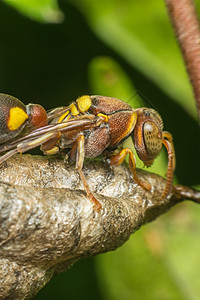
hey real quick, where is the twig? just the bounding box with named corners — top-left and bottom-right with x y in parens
top-left (0, 155), bottom-right (199, 299)
top-left (174, 184), bottom-right (200, 203)
top-left (165, 0), bottom-right (200, 121)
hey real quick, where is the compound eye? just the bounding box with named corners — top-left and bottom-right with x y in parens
top-left (143, 121), bottom-right (162, 158)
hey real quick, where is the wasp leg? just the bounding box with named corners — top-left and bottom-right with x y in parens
top-left (106, 148), bottom-right (151, 191)
top-left (0, 132), bottom-right (59, 164)
top-left (71, 134), bottom-right (102, 211)
top-left (40, 133), bottom-right (60, 155)
top-left (162, 131), bottom-right (176, 171)
top-left (0, 148), bottom-right (19, 164)
top-left (162, 131), bottom-right (176, 199)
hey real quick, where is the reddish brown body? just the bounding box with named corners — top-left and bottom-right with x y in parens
top-left (0, 94), bottom-right (175, 210)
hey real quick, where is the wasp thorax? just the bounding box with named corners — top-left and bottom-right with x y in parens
top-left (143, 121), bottom-right (162, 157)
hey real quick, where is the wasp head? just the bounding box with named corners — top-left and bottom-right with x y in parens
top-left (133, 108), bottom-right (164, 167)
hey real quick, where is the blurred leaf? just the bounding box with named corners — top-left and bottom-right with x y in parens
top-left (166, 203), bottom-right (200, 300)
top-left (95, 202), bottom-right (200, 300)
top-left (3, 0), bottom-right (64, 23)
top-left (89, 56), bottom-right (138, 103)
top-left (95, 226), bottom-right (185, 300)
top-left (69, 0), bottom-right (197, 119)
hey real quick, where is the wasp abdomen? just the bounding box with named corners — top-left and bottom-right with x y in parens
top-left (0, 93), bottom-right (47, 144)
top-left (0, 93), bottom-right (28, 143)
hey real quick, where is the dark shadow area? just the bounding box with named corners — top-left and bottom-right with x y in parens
top-left (0, 0), bottom-right (115, 107)
top-left (34, 258), bottom-right (103, 300)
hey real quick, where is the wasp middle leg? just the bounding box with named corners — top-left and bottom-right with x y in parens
top-left (68, 134), bottom-right (102, 211)
top-left (105, 148), bottom-right (151, 191)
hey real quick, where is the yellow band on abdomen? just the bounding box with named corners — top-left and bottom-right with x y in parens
top-left (8, 107), bottom-right (28, 131)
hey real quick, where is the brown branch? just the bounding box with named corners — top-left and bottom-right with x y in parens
top-left (165, 0), bottom-right (200, 121)
top-left (0, 155), bottom-right (199, 299)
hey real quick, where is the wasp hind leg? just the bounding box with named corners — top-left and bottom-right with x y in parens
top-left (105, 148), bottom-right (151, 191)
top-left (0, 132), bottom-right (60, 165)
top-left (69, 134), bottom-right (102, 211)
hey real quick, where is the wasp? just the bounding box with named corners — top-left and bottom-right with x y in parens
top-left (0, 93), bottom-right (175, 210)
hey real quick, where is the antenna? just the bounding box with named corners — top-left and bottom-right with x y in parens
top-left (137, 90), bottom-right (158, 110)
top-left (126, 90), bottom-right (157, 110)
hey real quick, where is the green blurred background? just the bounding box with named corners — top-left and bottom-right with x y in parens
top-left (1, 0), bottom-right (200, 299)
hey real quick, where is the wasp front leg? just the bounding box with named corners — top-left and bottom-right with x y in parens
top-left (69, 134), bottom-right (102, 211)
top-left (105, 148), bottom-right (151, 191)
top-left (162, 131), bottom-right (176, 199)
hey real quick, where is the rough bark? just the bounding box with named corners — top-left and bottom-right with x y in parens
top-left (0, 155), bottom-right (199, 299)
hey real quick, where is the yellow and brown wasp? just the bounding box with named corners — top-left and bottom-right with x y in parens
top-left (0, 93), bottom-right (175, 210)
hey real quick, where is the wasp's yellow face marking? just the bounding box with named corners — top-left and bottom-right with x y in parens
top-left (69, 103), bottom-right (79, 116)
top-left (8, 107), bottom-right (28, 131)
top-left (76, 95), bottom-right (92, 113)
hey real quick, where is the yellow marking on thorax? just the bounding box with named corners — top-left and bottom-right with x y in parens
top-left (8, 107), bottom-right (28, 131)
top-left (114, 111), bottom-right (137, 144)
top-left (76, 95), bottom-right (92, 112)
top-left (97, 113), bottom-right (108, 122)
top-left (69, 103), bottom-right (79, 116)
top-left (58, 110), bottom-right (70, 123)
